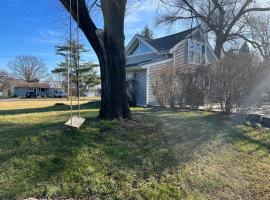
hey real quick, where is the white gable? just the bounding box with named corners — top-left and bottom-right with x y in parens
top-left (125, 35), bottom-right (157, 56)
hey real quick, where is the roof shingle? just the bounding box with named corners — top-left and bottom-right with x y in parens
top-left (142, 27), bottom-right (197, 51)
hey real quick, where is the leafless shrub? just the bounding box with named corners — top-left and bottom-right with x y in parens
top-left (176, 66), bottom-right (207, 110)
top-left (152, 64), bottom-right (207, 109)
top-left (152, 65), bottom-right (179, 108)
top-left (151, 51), bottom-right (269, 114)
top-left (209, 51), bottom-right (258, 113)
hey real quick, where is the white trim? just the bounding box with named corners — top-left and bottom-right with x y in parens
top-left (146, 67), bottom-right (149, 105)
top-left (125, 35), bottom-right (158, 55)
top-left (197, 29), bottom-right (218, 61)
top-left (125, 35), bottom-right (139, 51)
top-left (140, 58), bottom-right (173, 68)
top-left (126, 58), bottom-right (173, 71)
top-left (187, 39), bottom-right (206, 65)
top-left (127, 51), bottom-right (156, 58)
top-left (126, 65), bottom-right (145, 71)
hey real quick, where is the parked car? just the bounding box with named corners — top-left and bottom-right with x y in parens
top-left (54, 91), bottom-right (67, 98)
top-left (25, 92), bottom-right (37, 98)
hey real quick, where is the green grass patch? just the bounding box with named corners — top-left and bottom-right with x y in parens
top-left (0, 102), bottom-right (269, 199)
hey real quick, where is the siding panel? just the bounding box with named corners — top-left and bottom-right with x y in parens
top-left (147, 60), bottom-right (174, 105)
top-left (135, 70), bottom-right (147, 106)
top-left (174, 41), bottom-right (187, 66)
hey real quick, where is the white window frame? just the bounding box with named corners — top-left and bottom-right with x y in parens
top-left (187, 39), bottom-right (206, 65)
top-left (129, 42), bottom-right (140, 56)
top-left (128, 40), bottom-right (153, 57)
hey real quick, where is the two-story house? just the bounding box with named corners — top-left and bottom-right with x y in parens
top-left (125, 27), bottom-right (218, 106)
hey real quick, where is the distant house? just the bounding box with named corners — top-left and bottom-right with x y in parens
top-left (85, 84), bottom-right (101, 97)
top-left (4, 79), bottom-right (63, 97)
top-left (125, 27), bottom-right (218, 106)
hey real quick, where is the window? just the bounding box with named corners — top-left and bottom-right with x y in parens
top-left (129, 40), bottom-right (152, 56)
top-left (129, 43), bottom-right (140, 56)
top-left (140, 42), bottom-right (152, 53)
top-left (188, 40), bottom-right (205, 64)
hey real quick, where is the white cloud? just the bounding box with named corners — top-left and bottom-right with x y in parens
top-left (124, 0), bottom-right (164, 41)
top-left (29, 30), bottom-right (64, 45)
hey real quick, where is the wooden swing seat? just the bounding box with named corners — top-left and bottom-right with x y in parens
top-left (65, 116), bottom-right (85, 129)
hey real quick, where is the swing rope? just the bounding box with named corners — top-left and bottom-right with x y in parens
top-left (68, 0), bottom-right (73, 124)
top-left (66, 0), bottom-right (84, 128)
top-left (76, 0), bottom-right (81, 118)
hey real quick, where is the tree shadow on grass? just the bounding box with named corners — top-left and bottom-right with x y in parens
top-left (0, 110), bottom-right (183, 198)
top-left (1, 108), bottom-right (268, 199)
top-left (0, 115), bottom-right (101, 198)
top-left (0, 101), bottom-right (100, 115)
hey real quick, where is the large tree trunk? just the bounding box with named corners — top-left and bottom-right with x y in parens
top-left (99, 0), bottom-right (130, 119)
top-left (60, 0), bottom-right (131, 120)
top-left (214, 32), bottom-right (224, 59)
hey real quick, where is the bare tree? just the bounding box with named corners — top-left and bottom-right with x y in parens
top-left (59, 0), bottom-right (131, 120)
top-left (244, 14), bottom-right (270, 60)
top-left (0, 70), bottom-right (9, 94)
top-left (9, 55), bottom-right (48, 82)
top-left (157, 0), bottom-right (270, 58)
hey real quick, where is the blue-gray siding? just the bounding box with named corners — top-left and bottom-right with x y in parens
top-left (147, 60), bottom-right (174, 105)
top-left (134, 69), bottom-right (147, 106)
top-left (127, 69), bottom-right (147, 106)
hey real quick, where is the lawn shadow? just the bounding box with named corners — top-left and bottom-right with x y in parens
top-left (0, 101), bottom-right (100, 115)
top-left (1, 107), bottom-right (268, 199)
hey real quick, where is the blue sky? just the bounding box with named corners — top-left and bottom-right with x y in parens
top-left (0, 0), bottom-right (184, 73)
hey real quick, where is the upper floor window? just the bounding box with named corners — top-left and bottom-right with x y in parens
top-left (129, 43), bottom-right (140, 56)
top-left (188, 40), bottom-right (206, 64)
top-left (128, 41), bottom-right (152, 56)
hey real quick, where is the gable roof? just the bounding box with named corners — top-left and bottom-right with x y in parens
top-left (125, 27), bottom-right (198, 54)
top-left (145, 27), bottom-right (197, 51)
top-left (8, 79), bottom-right (50, 88)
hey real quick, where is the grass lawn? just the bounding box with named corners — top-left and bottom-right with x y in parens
top-left (0, 101), bottom-right (269, 199)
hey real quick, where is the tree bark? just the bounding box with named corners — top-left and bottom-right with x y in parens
top-left (60, 0), bottom-right (131, 120)
top-left (99, 0), bottom-right (131, 119)
top-left (214, 37), bottom-right (223, 59)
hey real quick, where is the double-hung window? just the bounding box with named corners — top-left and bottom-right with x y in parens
top-left (188, 39), bottom-right (206, 64)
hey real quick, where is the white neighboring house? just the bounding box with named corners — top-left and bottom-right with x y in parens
top-left (85, 84), bottom-right (101, 97)
top-left (125, 27), bottom-right (218, 106)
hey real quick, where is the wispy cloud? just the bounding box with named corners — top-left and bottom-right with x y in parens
top-left (29, 30), bottom-right (64, 45)
top-left (124, 0), bottom-right (177, 42)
